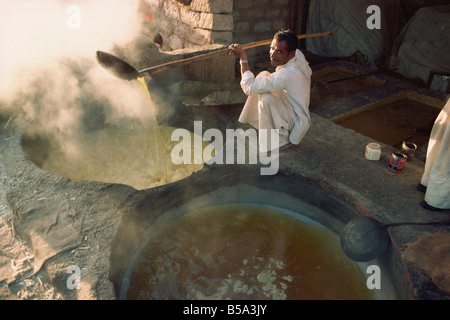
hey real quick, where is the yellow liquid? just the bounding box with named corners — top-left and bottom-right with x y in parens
top-left (41, 125), bottom-right (210, 190)
top-left (125, 204), bottom-right (375, 300)
top-left (40, 77), bottom-right (212, 190)
top-left (137, 77), bottom-right (168, 183)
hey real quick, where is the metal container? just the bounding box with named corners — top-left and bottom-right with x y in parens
top-left (401, 141), bottom-right (417, 161)
top-left (429, 71), bottom-right (450, 93)
top-left (388, 152), bottom-right (407, 173)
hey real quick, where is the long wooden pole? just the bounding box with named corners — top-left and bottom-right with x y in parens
top-left (138, 31), bottom-right (335, 77)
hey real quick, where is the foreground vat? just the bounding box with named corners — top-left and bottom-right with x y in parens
top-left (110, 165), bottom-right (408, 300)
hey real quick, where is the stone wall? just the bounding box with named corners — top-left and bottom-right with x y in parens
top-left (148, 0), bottom-right (234, 50)
top-left (232, 0), bottom-right (293, 62)
top-left (142, 0), bottom-right (235, 83)
top-left (143, 0), bottom-right (310, 82)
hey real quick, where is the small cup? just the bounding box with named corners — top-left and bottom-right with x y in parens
top-left (365, 143), bottom-right (381, 161)
top-left (401, 141), bottom-right (417, 161)
top-left (388, 152), bottom-right (407, 173)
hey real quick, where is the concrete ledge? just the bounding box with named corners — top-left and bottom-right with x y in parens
top-left (1, 103), bottom-right (449, 299)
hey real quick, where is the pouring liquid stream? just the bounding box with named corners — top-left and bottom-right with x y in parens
top-left (137, 77), bottom-right (169, 184)
top-left (36, 70), bottom-right (211, 190)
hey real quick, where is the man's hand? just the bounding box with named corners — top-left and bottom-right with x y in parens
top-left (228, 43), bottom-right (247, 60)
top-left (228, 43), bottom-right (249, 75)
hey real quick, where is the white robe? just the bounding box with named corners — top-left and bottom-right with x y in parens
top-left (238, 49), bottom-right (312, 151)
top-left (420, 98), bottom-right (450, 209)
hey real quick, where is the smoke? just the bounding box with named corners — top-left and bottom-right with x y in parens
top-left (0, 0), bottom-right (165, 156)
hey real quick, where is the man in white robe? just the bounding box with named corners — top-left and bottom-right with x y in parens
top-left (228, 30), bottom-right (312, 152)
top-left (419, 97), bottom-right (450, 211)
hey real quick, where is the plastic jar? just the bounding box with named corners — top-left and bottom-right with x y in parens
top-left (365, 143), bottom-right (381, 161)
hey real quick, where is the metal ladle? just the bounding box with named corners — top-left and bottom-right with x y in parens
top-left (96, 32), bottom-right (335, 80)
top-left (340, 216), bottom-right (450, 262)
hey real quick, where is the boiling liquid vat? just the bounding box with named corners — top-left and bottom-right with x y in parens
top-left (41, 125), bottom-right (211, 190)
top-left (124, 204), bottom-right (375, 300)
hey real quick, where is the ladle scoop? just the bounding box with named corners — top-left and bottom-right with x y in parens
top-left (340, 216), bottom-right (450, 262)
top-left (96, 32), bottom-right (335, 80)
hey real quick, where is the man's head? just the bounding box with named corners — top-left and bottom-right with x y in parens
top-left (270, 29), bottom-right (298, 67)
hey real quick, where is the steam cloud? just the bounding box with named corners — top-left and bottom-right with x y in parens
top-left (0, 0), bottom-right (162, 154)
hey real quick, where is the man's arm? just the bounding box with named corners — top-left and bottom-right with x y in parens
top-left (228, 43), bottom-right (287, 96)
top-left (228, 44), bottom-right (249, 75)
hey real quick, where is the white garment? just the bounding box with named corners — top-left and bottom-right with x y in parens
top-left (238, 49), bottom-right (312, 151)
top-left (420, 98), bottom-right (450, 209)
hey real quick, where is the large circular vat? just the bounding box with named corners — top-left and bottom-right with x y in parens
top-left (20, 94), bottom-right (229, 190)
top-left (110, 165), bottom-right (410, 300)
top-left (121, 203), bottom-right (377, 300)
